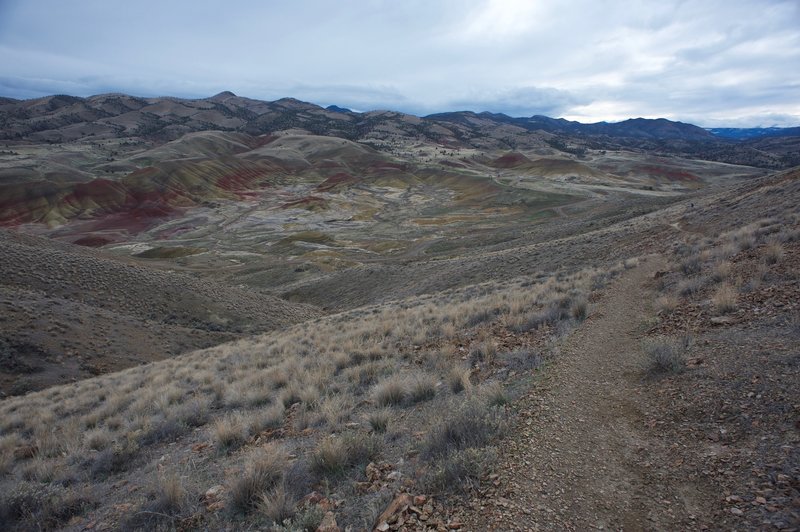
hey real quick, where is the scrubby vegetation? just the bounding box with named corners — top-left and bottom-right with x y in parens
top-left (0, 258), bottom-right (623, 529)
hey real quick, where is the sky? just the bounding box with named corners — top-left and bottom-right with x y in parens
top-left (0, 0), bottom-right (798, 127)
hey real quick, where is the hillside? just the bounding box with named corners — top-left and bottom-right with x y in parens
top-left (0, 230), bottom-right (320, 396)
top-left (0, 92), bottom-right (798, 531)
top-left (0, 151), bottom-right (797, 529)
top-left (1, 92), bottom-right (796, 168)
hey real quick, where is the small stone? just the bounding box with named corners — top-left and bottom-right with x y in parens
top-left (710, 316), bottom-right (733, 325)
top-left (375, 494), bottom-right (412, 530)
top-left (205, 485), bottom-right (223, 497)
top-left (316, 511), bottom-right (340, 532)
top-left (730, 508), bottom-right (744, 516)
top-left (366, 462), bottom-right (381, 482)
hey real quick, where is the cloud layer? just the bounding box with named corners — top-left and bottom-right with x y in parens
top-left (0, 0), bottom-right (798, 126)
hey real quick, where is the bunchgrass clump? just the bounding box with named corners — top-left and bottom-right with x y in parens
top-left (643, 336), bottom-right (690, 375)
top-left (310, 433), bottom-right (380, 479)
top-left (764, 242), bottom-right (784, 265)
top-left (423, 397), bottom-right (505, 459)
top-left (408, 375), bottom-right (437, 404)
top-left (367, 410), bottom-right (390, 434)
top-left (712, 283), bottom-right (738, 314)
top-left (213, 413), bottom-right (246, 453)
top-left (228, 445), bottom-right (287, 515)
top-left (372, 377), bottom-right (406, 407)
top-left (422, 446), bottom-right (497, 495)
top-left (446, 367), bottom-right (471, 394)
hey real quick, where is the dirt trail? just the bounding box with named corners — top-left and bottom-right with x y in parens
top-left (456, 256), bottom-right (713, 531)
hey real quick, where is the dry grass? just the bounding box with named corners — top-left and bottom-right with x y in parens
top-left (213, 413), bottom-right (246, 452)
top-left (712, 283), bottom-right (738, 314)
top-left (447, 366), bottom-right (472, 394)
top-left (0, 261), bottom-right (617, 529)
top-left (310, 433), bottom-right (380, 479)
top-left (372, 376), bottom-right (407, 407)
top-left (228, 445), bottom-right (287, 515)
top-left (711, 260), bottom-right (732, 283)
top-left (764, 242), bottom-right (784, 265)
top-left (423, 396), bottom-right (505, 459)
top-left (655, 294), bottom-right (679, 315)
top-left (643, 336), bottom-right (690, 375)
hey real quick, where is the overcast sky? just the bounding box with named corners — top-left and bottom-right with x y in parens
top-left (0, 0), bottom-right (798, 126)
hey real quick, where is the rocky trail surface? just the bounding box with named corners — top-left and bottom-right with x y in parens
top-left (450, 256), bottom-right (716, 531)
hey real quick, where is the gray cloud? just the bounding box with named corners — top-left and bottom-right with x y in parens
top-left (0, 0), bottom-right (798, 127)
top-left (445, 87), bottom-right (591, 118)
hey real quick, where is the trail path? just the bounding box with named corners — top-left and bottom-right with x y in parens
top-left (455, 256), bottom-right (711, 531)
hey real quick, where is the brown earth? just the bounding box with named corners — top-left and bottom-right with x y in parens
top-left (444, 256), bottom-right (712, 530)
top-left (442, 246), bottom-right (798, 531)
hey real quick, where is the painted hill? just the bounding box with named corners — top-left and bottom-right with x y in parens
top-left (0, 132), bottom-right (400, 230)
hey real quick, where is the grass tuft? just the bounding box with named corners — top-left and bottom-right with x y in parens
top-left (367, 409), bottom-right (390, 433)
top-left (764, 242), bottom-right (784, 265)
top-left (228, 445), bottom-right (287, 515)
top-left (372, 377), bottom-right (406, 407)
top-left (712, 283), bottom-right (738, 314)
top-left (423, 397), bottom-right (505, 459)
top-left (643, 336), bottom-right (690, 375)
top-left (213, 413), bottom-right (246, 453)
top-left (310, 433), bottom-right (380, 479)
top-left (447, 367), bottom-right (471, 394)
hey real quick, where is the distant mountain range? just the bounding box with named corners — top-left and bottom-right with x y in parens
top-left (0, 91), bottom-right (798, 168)
top-left (707, 127), bottom-right (800, 140)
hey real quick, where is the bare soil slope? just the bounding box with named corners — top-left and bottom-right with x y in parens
top-left (0, 230), bottom-right (320, 395)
